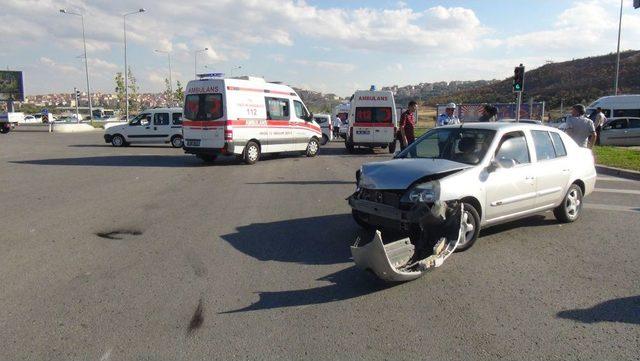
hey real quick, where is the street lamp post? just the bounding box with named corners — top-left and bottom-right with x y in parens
top-left (155, 49), bottom-right (172, 105)
top-left (614, 0), bottom-right (623, 95)
top-left (123, 8), bottom-right (146, 121)
top-left (194, 48), bottom-right (208, 77)
top-left (59, 9), bottom-right (93, 122)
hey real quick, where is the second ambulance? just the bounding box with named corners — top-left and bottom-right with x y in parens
top-left (182, 74), bottom-right (322, 164)
top-left (345, 90), bottom-right (398, 153)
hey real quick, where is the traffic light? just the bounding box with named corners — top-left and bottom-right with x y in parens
top-left (513, 65), bottom-right (525, 92)
top-left (75, 88), bottom-right (80, 99)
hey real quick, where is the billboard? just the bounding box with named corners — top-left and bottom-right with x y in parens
top-left (0, 71), bottom-right (24, 102)
top-left (437, 102), bottom-right (546, 121)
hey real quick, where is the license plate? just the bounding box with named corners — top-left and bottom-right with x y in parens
top-left (186, 139), bottom-right (201, 147)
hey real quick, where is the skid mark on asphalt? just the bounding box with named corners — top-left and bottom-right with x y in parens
top-left (187, 298), bottom-right (204, 334)
top-left (95, 230), bottom-right (143, 240)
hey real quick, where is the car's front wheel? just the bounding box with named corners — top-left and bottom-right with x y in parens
top-left (111, 134), bottom-right (126, 147)
top-left (455, 202), bottom-right (481, 252)
top-left (170, 135), bottom-right (183, 148)
top-left (554, 184), bottom-right (583, 223)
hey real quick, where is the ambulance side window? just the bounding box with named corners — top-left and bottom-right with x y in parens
top-left (294, 100), bottom-right (310, 121)
top-left (265, 97), bottom-right (290, 120)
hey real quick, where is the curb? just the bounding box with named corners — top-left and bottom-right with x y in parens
top-left (596, 164), bottom-right (640, 181)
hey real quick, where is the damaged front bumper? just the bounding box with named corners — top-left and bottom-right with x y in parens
top-left (350, 201), bottom-right (466, 282)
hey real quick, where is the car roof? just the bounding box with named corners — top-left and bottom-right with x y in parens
top-left (437, 122), bottom-right (559, 132)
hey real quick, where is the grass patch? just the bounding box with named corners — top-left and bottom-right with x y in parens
top-left (594, 146), bottom-right (640, 172)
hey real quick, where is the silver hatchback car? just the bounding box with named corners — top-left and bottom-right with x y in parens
top-left (349, 122), bottom-right (597, 252)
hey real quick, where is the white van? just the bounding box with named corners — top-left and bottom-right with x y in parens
top-left (104, 107), bottom-right (184, 147)
top-left (332, 102), bottom-right (350, 139)
top-left (313, 114), bottom-right (333, 145)
top-left (182, 74), bottom-right (322, 164)
top-left (586, 95), bottom-right (640, 119)
top-left (345, 90), bottom-right (397, 153)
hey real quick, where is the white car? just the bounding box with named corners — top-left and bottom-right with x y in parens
top-left (599, 117), bottom-right (640, 146)
top-left (313, 114), bottom-right (333, 145)
top-left (349, 122), bottom-right (596, 281)
top-left (104, 107), bottom-right (184, 148)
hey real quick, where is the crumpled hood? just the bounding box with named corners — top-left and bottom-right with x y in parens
top-left (360, 158), bottom-right (471, 190)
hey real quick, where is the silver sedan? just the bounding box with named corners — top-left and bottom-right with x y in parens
top-left (348, 122), bottom-right (596, 280)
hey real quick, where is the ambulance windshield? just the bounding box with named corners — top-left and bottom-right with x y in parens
top-left (355, 107), bottom-right (392, 123)
top-left (184, 93), bottom-right (223, 121)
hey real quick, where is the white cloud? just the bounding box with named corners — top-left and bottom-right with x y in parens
top-left (39, 57), bottom-right (80, 74)
top-left (294, 60), bottom-right (356, 72)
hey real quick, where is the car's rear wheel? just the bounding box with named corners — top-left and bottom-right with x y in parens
top-left (345, 138), bottom-right (355, 153)
top-left (321, 134), bottom-right (329, 145)
top-left (170, 135), bottom-right (183, 148)
top-left (455, 203), bottom-right (481, 252)
top-left (554, 184), bottom-right (583, 223)
top-left (388, 140), bottom-right (396, 154)
top-left (111, 134), bottom-right (126, 147)
top-left (0, 125), bottom-right (10, 134)
top-left (243, 141), bottom-right (260, 164)
top-left (306, 138), bottom-right (319, 157)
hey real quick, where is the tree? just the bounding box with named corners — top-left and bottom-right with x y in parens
top-left (114, 72), bottom-right (125, 114)
top-left (174, 80), bottom-right (184, 105)
top-left (163, 78), bottom-right (173, 106)
top-left (127, 67), bottom-right (140, 112)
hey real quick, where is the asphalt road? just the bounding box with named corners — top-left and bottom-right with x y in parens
top-left (1, 130), bottom-right (638, 360)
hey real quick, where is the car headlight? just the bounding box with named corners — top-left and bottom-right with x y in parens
top-left (406, 181), bottom-right (440, 203)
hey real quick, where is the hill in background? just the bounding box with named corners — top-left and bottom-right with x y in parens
top-left (428, 50), bottom-right (640, 108)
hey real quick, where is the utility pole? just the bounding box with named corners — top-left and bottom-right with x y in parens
top-left (614, 0), bottom-right (623, 95)
top-left (123, 8), bottom-right (146, 121)
top-left (74, 87), bottom-right (80, 122)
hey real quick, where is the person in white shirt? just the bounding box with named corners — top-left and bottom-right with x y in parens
top-left (437, 103), bottom-right (460, 126)
top-left (332, 116), bottom-right (342, 137)
top-left (594, 107), bottom-right (607, 145)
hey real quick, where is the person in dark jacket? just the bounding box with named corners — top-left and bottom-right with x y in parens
top-left (478, 104), bottom-right (497, 122)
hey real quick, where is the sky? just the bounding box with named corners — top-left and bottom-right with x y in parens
top-left (1, 0), bottom-right (639, 96)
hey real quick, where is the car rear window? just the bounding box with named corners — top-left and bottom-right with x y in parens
top-left (184, 94), bottom-right (223, 121)
top-left (531, 130), bottom-right (557, 161)
top-left (549, 132), bottom-right (567, 157)
top-left (355, 107), bottom-right (392, 123)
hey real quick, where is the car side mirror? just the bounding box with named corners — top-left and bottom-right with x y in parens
top-left (306, 113), bottom-right (314, 122)
top-left (486, 160), bottom-right (500, 173)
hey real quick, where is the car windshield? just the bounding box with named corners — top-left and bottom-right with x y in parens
top-left (397, 127), bottom-right (496, 165)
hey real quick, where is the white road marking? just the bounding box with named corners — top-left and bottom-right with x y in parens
top-left (597, 176), bottom-right (636, 183)
top-left (584, 203), bottom-right (640, 213)
top-left (594, 188), bottom-right (640, 195)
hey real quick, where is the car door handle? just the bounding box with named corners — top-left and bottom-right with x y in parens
top-left (145, 126), bottom-right (150, 129)
top-left (525, 176), bottom-right (535, 180)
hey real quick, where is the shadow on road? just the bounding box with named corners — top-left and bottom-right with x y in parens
top-left (11, 155), bottom-right (213, 168)
top-left (68, 144), bottom-right (169, 149)
top-left (480, 215), bottom-right (559, 237)
top-left (246, 180), bottom-right (354, 185)
top-left (320, 146), bottom-right (392, 157)
top-left (221, 214), bottom-right (357, 265)
top-left (556, 295), bottom-right (640, 325)
top-left (221, 266), bottom-right (390, 313)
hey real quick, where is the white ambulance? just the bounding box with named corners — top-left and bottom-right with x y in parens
top-left (345, 90), bottom-right (397, 153)
top-left (182, 74), bottom-right (322, 164)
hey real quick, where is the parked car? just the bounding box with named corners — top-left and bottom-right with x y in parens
top-left (349, 122), bottom-right (595, 254)
top-left (313, 114), bottom-right (333, 145)
top-left (104, 107), bottom-right (184, 148)
top-left (599, 117), bottom-right (640, 146)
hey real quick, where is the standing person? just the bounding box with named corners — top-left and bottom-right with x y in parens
top-left (478, 104), bottom-right (497, 122)
top-left (593, 107), bottom-right (607, 145)
top-left (437, 103), bottom-right (460, 126)
top-left (565, 104), bottom-right (596, 148)
top-left (399, 101), bottom-right (417, 150)
top-left (332, 115), bottom-right (342, 138)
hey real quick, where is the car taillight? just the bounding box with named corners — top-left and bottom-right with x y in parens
top-left (224, 128), bottom-right (233, 141)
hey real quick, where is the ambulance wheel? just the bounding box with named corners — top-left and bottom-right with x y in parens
top-left (554, 184), bottom-right (583, 223)
top-left (306, 138), bottom-right (319, 157)
top-left (170, 135), bottom-right (183, 148)
top-left (197, 154), bottom-right (217, 163)
top-left (456, 203), bottom-right (481, 252)
top-left (111, 134), bottom-right (126, 147)
top-left (388, 140), bottom-right (396, 153)
top-left (321, 134), bottom-right (329, 145)
top-left (345, 139), bottom-right (355, 153)
top-left (0, 126), bottom-right (10, 134)
top-left (352, 210), bottom-right (374, 230)
top-left (243, 141), bottom-right (260, 164)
